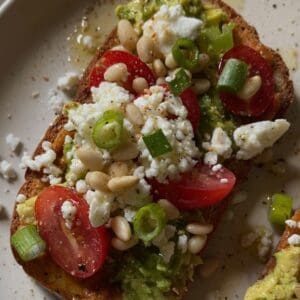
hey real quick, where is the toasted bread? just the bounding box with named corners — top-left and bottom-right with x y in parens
top-left (10, 0), bottom-right (295, 299)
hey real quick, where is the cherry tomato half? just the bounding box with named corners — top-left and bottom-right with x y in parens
top-left (89, 50), bottom-right (156, 92)
top-left (35, 186), bottom-right (109, 279)
top-left (218, 45), bottom-right (275, 117)
top-left (151, 164), bottom-right (236, 210)
top-left (180, 88), bottom-right (201, 131)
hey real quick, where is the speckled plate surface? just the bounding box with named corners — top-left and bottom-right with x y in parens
top-left (0, 0), bottom-right (299, 299)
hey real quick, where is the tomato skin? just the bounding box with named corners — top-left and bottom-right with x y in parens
top-left (89, 50), bottom-right (156, 91)
top-left (150, 164), bottom-right (236, 210)
top-left (180, 88), bottom-right (201, 131)
top-left (35, 186), bottom-right (109, 279)
top-left (218, 45), bottom-right (275, 117)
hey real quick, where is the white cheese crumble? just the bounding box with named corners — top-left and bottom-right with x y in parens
top-left (0, 160), bottom-right (17, 180)
top-left (85, 190), bottom-right (112, 227)
top-left (285, 219), bottom-right (297, 228)
top-left (6, 133), bottom-right (21, 152)
top-left (177, 234), bottom-right (188, 253)
top-left (135, 85), bottom-right (200, 182)
top-left (143, 4), bottom-right (202, 55)
top-left (234, 119), bottom-right (290, 160)
top-left (49, 89), bottom-right (66, 114)
top-left (203, 151), bottom-right (218, 166)
top-left (20, 141), bottom-right (62, 184)
top-left (82, 35), bottom-right (95, 50)
top-left (76, 179), bottom-right (89, 194)
top-left (288, 234), bottom-right (300, 245)
top-left (57, 71), bottom-right (80, 95)
top-left (123, 207), bottom-right (137, 223)
top-left (61, 200), bottom-right (77, 229)
top-left (16, 194), bottom-right (27, 203)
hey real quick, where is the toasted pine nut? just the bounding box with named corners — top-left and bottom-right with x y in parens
top-left (237, 75), bottom-right (262, 100)
top-left (132, 78), bottom-right (149, 94)
top-left (104, 63), bottom-right (128, 83)
top-left (117, 19), bottom-right (138, 52)
top-left (111, 236), bottom-right (138, 251)
top-left (199, 258), bottom-right (220, 278)
top-left (112, 142), bottom-right (139, 161)
top-left (108, 176), bottom-right (139, 193)
top-left (165, 53), bottom-right (178, 69)
top-left (158, 199), bottom-right (180, 220)
top-left (192, 79), bottom-right (211, 95)
top-left (111, 216), bottom-right (131, 242)
top-left (188, 235), bottom-right (207, 254)
top-left (76, 147), bottom-right (104, 171)
top-left (108, 162), bottom-right (129, 177)
top-left (85, 171), bottom-right (110, 192)
top-left (186, 223), bottom-right (214, 235)
top-left (171, 68), bottom-right (192, 79)
top-left (126, 103), bottom-right (144, 125)
top-left (153, 59), bottom-right (168, 77)
top-left (137, 35), bottom-right (156, 63)
top-left (111, 45), bottom-right (130, 53)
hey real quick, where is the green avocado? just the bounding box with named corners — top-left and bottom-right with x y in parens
top-left (245, 246), bottom-right (300, 300)
top-left (115, 0), bottom-right (203, 31)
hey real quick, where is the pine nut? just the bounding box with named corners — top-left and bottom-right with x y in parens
top-left (199, 258), bottom-right (220, 278)
top-left (132, 78), bottom-right (149, 94)
top-left (85, 171), bottom-right (110, 192)
top-left (104, 63), bottom-right (128, 83)
top-left (112, 142), bottom-right (139, 161)
top-left (137, 35), bottom-right (156, 63)
top-left (76, 147), bottom-right (104, 171)
top-left (186, 223), bottom-right (213, 235)
top-left (111, 216), bottom-right (131, 242)
top-left (117, 19), bottom-right (138, 52)
top-left (171, 68), bottom-right (192, 79)
top-left (237, 75), bottom-right (262, 100)
top-left (126, 103), bottom-right (144, 125)
top-left (156, 77), bottom-right (166, 85)
top-left (108, 162), bottom-right (129, 177)
top-left (111, 236), bottom-right (138, 251)
top-left (188, 235), bottom-right (207, 254)
top-left (108, 176), bottom-right (139, 193)
top-left (165, 53), bottom-right (178, 69)
top-left (111, 45), bottom-right (130, 53)
top-left (192, 79), bottom-right (211, 95)
top-left (157, 199), bottom-right (180, 220)
top-left (153, 59), bottom-right (168, 77)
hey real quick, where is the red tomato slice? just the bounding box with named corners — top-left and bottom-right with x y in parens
top-left (151, 164), bottom-right (236, 210)
top-left (180, 88), bottom-right (201, 131)
top-left (89, 50), bottom-right (156, 92)
top-left (218, 45), bottom-right (275, 117)
top-left (35, 186), bottom-right (109, 279)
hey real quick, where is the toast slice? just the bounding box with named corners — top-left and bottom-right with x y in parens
top-left (10, 0), bottom-right (294, 299)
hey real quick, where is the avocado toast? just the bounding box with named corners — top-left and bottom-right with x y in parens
top-left (10, 0), bottom-right (294, 299)
top-left (245, 210), bottom-right (300, 299)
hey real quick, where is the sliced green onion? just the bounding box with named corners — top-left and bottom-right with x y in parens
top-left (133, 203), bottom-right (167, 242)
top-left (269, 193), bottom-right (293, 226)
top-left (11, 225), bottom-right (46, 262)
top-left (217, 58), bottom-right (249, 93)
top-left (168, 68), bottom-right (192, 96)
top-left (143, 129), bottom-right (172, 158)
top-left (92, 110), bottom-right (124, 150)
top-left (172, 38), bottom-right (200, 71)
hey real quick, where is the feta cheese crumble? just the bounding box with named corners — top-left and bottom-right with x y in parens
top-left (16, 194), bottom-right (27, 203)
top-left (6, 133), bottom-right (21, 152)
top-left (0, 160), bottom-right (17, 180)
top-left (143, 5), bottom-right (202, 55)
top-left (57, 71), bottom-right (80, 95)
top-left (234, 119), bottom-right (290, 160)
top-left (288, 234), bottom-right (300, 245)
top-left (61, 200), bottom-right (77, 229)
top-left (285, 219), bottom-right (297, 228)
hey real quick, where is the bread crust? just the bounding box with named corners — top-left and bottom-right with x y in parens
top-left (10, 1), bottom-right (295, 299)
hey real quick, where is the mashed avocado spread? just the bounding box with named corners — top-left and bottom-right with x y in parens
top-left (245, 246), bottom-right (300, 300)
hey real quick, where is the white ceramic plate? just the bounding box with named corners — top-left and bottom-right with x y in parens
top-left (0, 0), bottom-right (299, 299)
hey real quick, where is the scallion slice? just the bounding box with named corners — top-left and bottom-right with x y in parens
top-left (172, 38), bottom-right (200, 71)
top-left (92, 110), bottom-right (124, 150)
top-left (143, 129), bottom-right (172, 158)
top-left (217, 58), bottom-right (249, 93)
top-left (133, 203), bottom-right (167, 242)
top-left (11, 225), bottom-right (46, 262)
top-left (168, 68), bottom-right (192, 96)
top-left (269, 193), bottom-right (293, 226)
